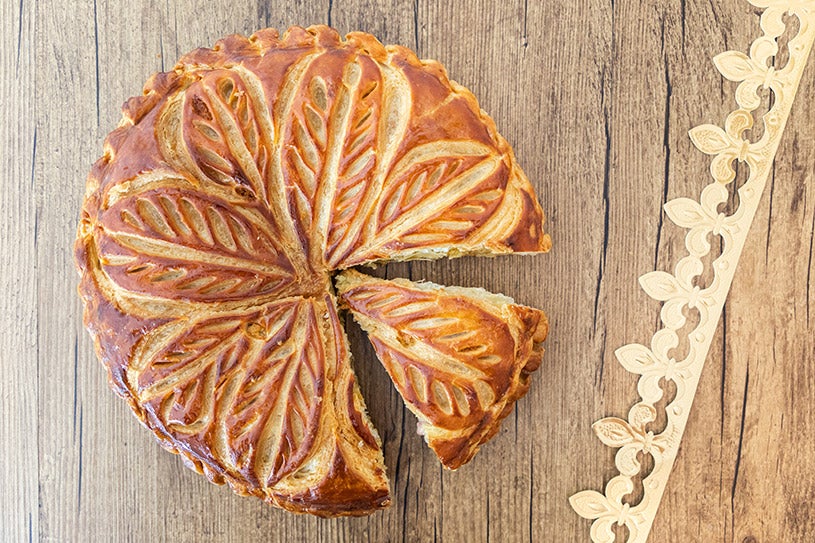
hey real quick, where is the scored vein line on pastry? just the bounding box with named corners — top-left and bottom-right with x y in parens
top-left (105, 230), bottom-right (292, 278)
top-left (350, 148), bottom-right (502, 261)
top-left (268, 54), bottom-right (321, 264)
top-left (253, 302), bottom-right (311, 485)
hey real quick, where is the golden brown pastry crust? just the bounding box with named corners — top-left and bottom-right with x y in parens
top-left (336, 270), bottom-right (547, 469)
top-left (75, 25), bottom-right (550, 516)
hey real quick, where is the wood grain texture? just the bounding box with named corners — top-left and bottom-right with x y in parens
top-left (2, 0), bottom-right (813, 541)
top-left (1, 0), bottom-right (38, 542)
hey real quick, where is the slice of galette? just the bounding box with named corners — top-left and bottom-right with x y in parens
top-left (337, 270), bottom-right (548, 469)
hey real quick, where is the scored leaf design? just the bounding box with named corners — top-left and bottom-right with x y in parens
top-left (324, 69), bottom-right (382, 265)
top-left (378, 156), bottom-right (471, 225)
top-left (339, 142), bottom-right (506, 266)
top-left (281, 57), bottom-right (373, 266)
top-left (129, 298), bottom-right (326, 486)
top-left (285, 74), bottom-right (332, 233)
top-left (182, 69), bottom-right (273, 202)
top-left (97, 186), bottom-right (297, 301)
top-left (325, 62), bottom-right (412, 267)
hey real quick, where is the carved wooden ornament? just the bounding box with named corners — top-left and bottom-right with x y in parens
top-left (569, 1), bottom-right (815, 541)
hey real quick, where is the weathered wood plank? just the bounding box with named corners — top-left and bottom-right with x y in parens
top-left (0, 0), bottom-right (38, 541)
top-left (8, 0), bottom-right (815, 541)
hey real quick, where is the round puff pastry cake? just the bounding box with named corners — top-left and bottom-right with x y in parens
top-left (75, 25), bottom-right (551, 517)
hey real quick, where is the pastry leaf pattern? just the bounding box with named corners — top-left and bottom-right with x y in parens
top-left (570, 2), bottom-right (815, 541)
top-left (182, 69), bottom-right (273, 203)
top-left (340, 277), bottom-right (501, 424)
top-left (341, 143), bottom-right (506, 265)
top-left (97, 186), bottom-right (297, 302)
top-left (128, 299), bottom-right (326, 486)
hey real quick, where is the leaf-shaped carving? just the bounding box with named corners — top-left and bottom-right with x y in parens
top-left (689, 124), bottom-right (731, 155)
top-left (593, 418), bottom-right (637, 448)
top-left (337, 270), bottom-right (546, 468)
top-left (573, 476), bottom-right (639, 543)
top-left (284, 75), bottom-right (330, 228)
top-left (323, 81), bottom-right (381, 261)
top-left (691, 109), bottom-right (767, 184)
top-left (280, 55), bottom-right (372, 266)
top-left (569, 490), bottom-right (615, 520)
top-left (639, 271), bottom-right (682, 301)
top-left (97, 185), bottom-right (298, 302)
top-left (614, 344), bottom-right (661, 375)
top-left (664, 198), bottom-right (709, 228)
top-left (714, 51), bottom-right (757, 81)
top-left (714, 37), bottom-right (784, 110)
top-left (666, 184), bottom-right (737, 257)
top-left (325, 63), bottom-right (410, 267)
top-left (617, 335), bottom-right (694, 402)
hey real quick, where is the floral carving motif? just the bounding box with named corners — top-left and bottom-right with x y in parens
top-left (570, 2), bottom-right (815, 541)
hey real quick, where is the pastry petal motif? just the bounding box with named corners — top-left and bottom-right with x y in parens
top-left (124, 295), bottom-right (388, 512)
top-left (335, 142), bottom-right (550, 267)
top-left (278, 52), bottom-right (382, 267)
top-left (336, 270), bottom-right (548, 469)
top-left (95, 180), bottom-right (300, 303)
top-left (161, 68), bottom-right (274, 204)
top-left (127, 299), bottom-right (318, 485)
top-left (324, 61), bottom-right (411, 267)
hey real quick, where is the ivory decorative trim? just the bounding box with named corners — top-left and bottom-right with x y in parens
top-left (569, 2), bottom-right (815, 541)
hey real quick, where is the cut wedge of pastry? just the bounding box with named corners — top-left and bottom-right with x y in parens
top-left (336, 270), bottom-right (548, 469)
top-left (75, 25), bottom-right (551, 516)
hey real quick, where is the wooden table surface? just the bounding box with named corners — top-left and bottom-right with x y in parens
top-left (3, 0), bottom-right (815, 541)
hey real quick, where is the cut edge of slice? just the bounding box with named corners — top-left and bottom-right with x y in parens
top-left (335, 269), bottom-right (548, 470)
